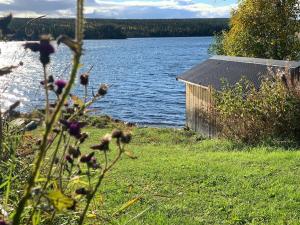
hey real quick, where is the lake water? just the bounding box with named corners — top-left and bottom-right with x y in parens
top-left (0, 37), bottom-right (212, 127)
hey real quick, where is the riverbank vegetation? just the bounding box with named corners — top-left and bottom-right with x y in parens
top-left (6, 18), bottom-right (228, 40)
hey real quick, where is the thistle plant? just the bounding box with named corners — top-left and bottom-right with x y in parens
top-left (0, 1), bottom-right (135, 224)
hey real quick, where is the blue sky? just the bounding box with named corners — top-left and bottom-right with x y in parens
top-left (0, 0), bottom-right (238, 18)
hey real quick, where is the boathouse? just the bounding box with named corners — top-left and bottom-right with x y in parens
top-left (177, 55), bottom-right (300, 137)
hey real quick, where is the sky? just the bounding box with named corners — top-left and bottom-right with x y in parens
top-left (0, 0), bottom-right (238, 19)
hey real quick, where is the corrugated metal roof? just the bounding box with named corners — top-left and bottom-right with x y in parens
top-left (177, 56), bottom-right (300, 90)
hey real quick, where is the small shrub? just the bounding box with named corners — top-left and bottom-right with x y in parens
top-left (214, 72), bottom-right (300, 144)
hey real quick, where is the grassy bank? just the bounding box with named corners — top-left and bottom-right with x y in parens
top-left (38, 119), bottom-right (300, 225)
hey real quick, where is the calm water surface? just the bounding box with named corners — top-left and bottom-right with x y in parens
top-left (0, 37), bottom-right (212, 127)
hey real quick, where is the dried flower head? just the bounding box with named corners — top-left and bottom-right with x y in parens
top-left (121, 132), bottom-right (132, 144)
top-left (91, 134), bottom-right (111, 151)
top-left (80, 152), bottom-right (94, 163)
top-left (80, 73), bottom-right (89, 86)
top-left (98, 83), bottom-right (109, 96)
top-left (111, 129), bottom-right (123, 139)
top-left (48, 75), bottom-right (54, 83)
top-left (68, 146), bottom-right (81, 158)
top-left (79, 132), bottom-right (89, 143)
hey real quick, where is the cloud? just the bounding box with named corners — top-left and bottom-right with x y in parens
top-left (0, 0), bottom-right (237, 18)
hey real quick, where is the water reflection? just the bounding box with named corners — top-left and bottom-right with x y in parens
top-left (0, 37), bottom-right (212, 126)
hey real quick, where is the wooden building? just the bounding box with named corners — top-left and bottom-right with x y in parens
top-left (177, 55), bottom-right (300, 138)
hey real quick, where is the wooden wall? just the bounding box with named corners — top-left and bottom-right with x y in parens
top-left (185, 83), bottom-right (217, 138)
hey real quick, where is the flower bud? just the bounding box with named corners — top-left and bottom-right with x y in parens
top-left (65, 155), bottom-right (73, 164)
top-left (48, 75), bottom-right (54, 83)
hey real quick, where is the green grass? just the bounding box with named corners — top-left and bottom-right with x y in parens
top-left (71, 124), bottom-right (300, 225)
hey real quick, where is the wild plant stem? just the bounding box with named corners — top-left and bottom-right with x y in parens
top-left (43, 66), bottom-right (49, 122)
top-left (12, 2), bottom-right (83, 220)
top-left (26, 131), bottom-right (64, 225)
top-left (58, 136), bottom-right (71, 190)
top-left (78, 145), bottom-right (123, 225)
top-left (0, 108), bottom-right (2, 153)
top-left (84, 85), bottom-right (88, 103)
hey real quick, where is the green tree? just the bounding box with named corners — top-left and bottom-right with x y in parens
top-left (213, 0), bottom-right (300, 60)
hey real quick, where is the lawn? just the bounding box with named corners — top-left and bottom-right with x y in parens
top-left (61, 122), bottom-right (300, 225)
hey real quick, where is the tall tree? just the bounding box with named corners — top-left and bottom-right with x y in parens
top-left (215, 0), bottom-right (300, 60)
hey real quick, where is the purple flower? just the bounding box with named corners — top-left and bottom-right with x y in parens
top-left (24, 35), bottom-right (55, 66)
top-left (59, 120), bottom-right (86, 139)
top-left (0, 220), bottom-right (8, 225)
top-left (40, 38), bottom-right (55, 55)
top-left (55, 80), bottom-right (67, 89)
top-left (68, 122), bottom-right (81, 138)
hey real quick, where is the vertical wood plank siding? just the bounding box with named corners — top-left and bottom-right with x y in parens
top-left (185, 83), bottom-right (216, 137)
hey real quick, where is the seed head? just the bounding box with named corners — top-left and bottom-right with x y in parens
top-left (68, 146), bottom-right (81, 158)
top-left (80, 73), bottom-right (89, 86)
top-left (80, 152), bottom-right (94, 163)
top-left (98, 84), bottom-right (108, 96)
top-left (111, 129), bottom-right (123, 139)
top-left (79, 132), bottom-right (88, 143)
top-left (121, 132), bottom-right (132, 144)
top-left (65, 155), bottom-right (73, 164)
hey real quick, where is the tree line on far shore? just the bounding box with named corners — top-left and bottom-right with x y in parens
top-left (8, 18), bottom-right (229, 40)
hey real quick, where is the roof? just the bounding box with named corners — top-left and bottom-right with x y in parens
top-left (177, 55), bottom-right (300, 90)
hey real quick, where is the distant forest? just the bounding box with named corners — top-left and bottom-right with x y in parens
top-left (9, 18), bottom-right (229, 40)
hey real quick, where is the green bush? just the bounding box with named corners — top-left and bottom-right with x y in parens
top-left (214, 75), bottom-right (300, 144)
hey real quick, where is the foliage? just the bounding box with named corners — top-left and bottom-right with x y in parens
top-left (214, 74), bottom-right (300, 144)
top-left (7, 18), bottom-right (229, 40)
top-left (211, 0), bottom-right (300, 60)
top-left (208, 31), bottom-right (226, 55)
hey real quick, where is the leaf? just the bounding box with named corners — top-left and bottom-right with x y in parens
top-left (124, 150), bottom-right (138, 159)
top-left (70, 176), bottom-right (88, 186)
top-left (46, 189), bottom-right (76, 211)
top-left (113, 196), bottom-right (142, 216)
top-left (32, 210), bottom-right (41, 225)
top-left (0, 65), bottom-right (18, 76)
top-left (70, 94), bottom-right (84, 107)
top-left (57, 35), bottom-right (81, 54)
top-left (87, 213), bottom-right (97, 219)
